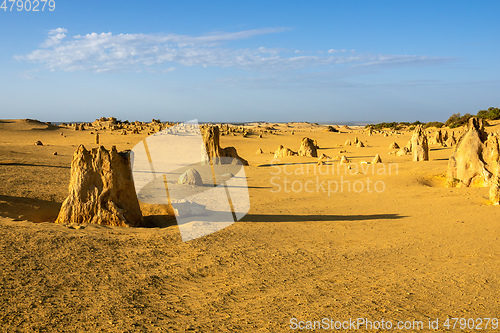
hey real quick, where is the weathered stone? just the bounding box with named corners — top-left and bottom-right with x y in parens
top-left (396, 147), bottom-right (411, 156)
top-left (411, 125), bottom-right (429, 161)
top-left (324, 125), bottom-right (339, 132)
top-left (446, 132), bottom-right (457, 147)
top-left (429, 130), bottom-right (444, 145)
top-left (389, 142), bottom-right (400, 149)
top-left (297, 137), bottom-right (318, 157)
top-left (202, 126), bottom-right (249, 165)
top-left (447, 118), bottom-right (499, 188)
top-left (274, 145), bottom-right (296, 158)
top-left (372, 154), bottom-right (382, 164)
top-left (178, 168), bottom-right (203, 186)
top-left (55, 145), bottom-right (143, 227)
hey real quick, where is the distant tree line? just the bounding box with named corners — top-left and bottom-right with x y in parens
top-left (366, 107), bottom-right (499, 130)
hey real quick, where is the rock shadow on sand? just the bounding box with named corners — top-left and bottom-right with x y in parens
top-left (0, 195), bottom-right (62, 222)
top-left (239, 213), bottom-right (406, 223)
top-left (142, 212), bottom-right (406, 229)
top-left (0, 162), bottom-right (70, 169)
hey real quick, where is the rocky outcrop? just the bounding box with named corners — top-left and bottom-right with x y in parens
top-left (429, 130), bottom-right (444, 146)
top-left (297, 137), bottom-right (318, 157)
top-left (448, 118), bottom-right (490, 187)
top-left (447, 117), bottom-right (500, 205)
top-left (447, 118), bottom-right (499, 185)
top-left (55, 145), bottom-right (144, 227)
top-left (411, 125), bottom-right (429, 161)
top-left (396, 147), bottom-right (411, 156)
top-left (372, 154), bottom-right (382, 164)
top-left (447, 118), bottom-right (500, 204)
top-left (324, 125), bottom-right (339, 132)
top-left (340, 155), bottom-right (349, 164)
top-left (202, 126), bottom-right (249, 166)
top-left (389, 142), bottom-right (400, 150)
top-left (446, 132), bottom-right (457, 147)
top-left (274, 145), bottom-right (296, 158)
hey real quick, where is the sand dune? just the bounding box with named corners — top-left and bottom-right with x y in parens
top-left (0, 119), bottom-right (499, 331)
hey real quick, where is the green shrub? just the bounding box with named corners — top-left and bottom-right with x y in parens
top-left (477, 107), bottom-right (500, 120)
top-left (445, 113), bottom-right (472, 128)
top-left (424, 121), bottom-right (444, 129)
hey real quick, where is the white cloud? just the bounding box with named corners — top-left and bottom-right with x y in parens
top-left (41, 28), bottom-right (68, 48)
top-left (16, 28), bottom-right (454, 73)
top-left (327, 49), bottom-right (347, 54)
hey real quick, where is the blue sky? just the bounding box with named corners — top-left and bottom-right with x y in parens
top-left (1, 0), bottom-right (499, 123)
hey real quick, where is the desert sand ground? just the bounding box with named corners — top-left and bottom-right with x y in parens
top-left (0, 119), bottom-right (499, 332)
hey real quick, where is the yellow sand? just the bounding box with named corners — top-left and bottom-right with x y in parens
top-left (0, 118), bottom-right (499, 331)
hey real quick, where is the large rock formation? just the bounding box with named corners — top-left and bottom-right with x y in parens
top-left (411, 125), bottom-right (429, 161)
top-left (447, 118), bottom-right (500, 204)
top-left (297, 137), bottom-right (318, 157)
top-left (56, 145), bottom-right (144, 227)
top-left (447, 118), bottom-right (500, 194)
top-left (202, 126), bottom-right (249, 166)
